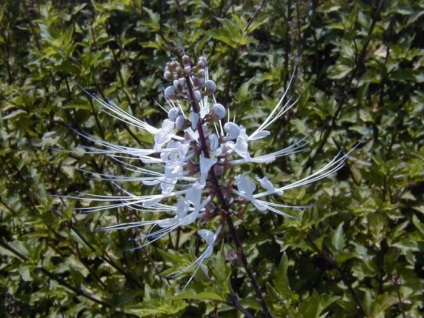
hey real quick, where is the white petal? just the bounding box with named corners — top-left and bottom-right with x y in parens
top-left (235, 175), bottom-right (256, 196)
top-left (256, 176), bottom-right (275, 192)
top-left (185, 127), bottom-right (199, 142)
top-left (198, 229), bottom-right (215, 254)
top-left (209, 134), bottom-right (219, 152)
top-left (176, 198), bottom-right (190, 217)
top-left (232, 136), bottom-right (250, 159)
top-left (199, 155), bottom-right (217, 187)
top-left (181, 210), bottom-right (200, 225)
top-left (154, 119), bottom-right (175, 150)
top-left (158, 217), bottom-right (180, 228)
top-left (185, 187), bottom-right (202, 208)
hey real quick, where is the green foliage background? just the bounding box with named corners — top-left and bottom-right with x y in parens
top-left (1, 0), bottom-right (423, 317)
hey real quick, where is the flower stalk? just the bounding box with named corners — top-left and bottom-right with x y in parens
top-left (183, 60), bottom-right (273, 316)
top-left (68, 54), bottom-right (354, 317)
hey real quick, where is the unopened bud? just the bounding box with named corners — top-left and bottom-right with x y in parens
top-left (175, 66), bottom-right (183, 75)
top-left (173, 79), bottom-right (181, 91)
top-left (182, 54), bottom-right (191, 66)
top-left (224, 122), bottom-right (240, 140)
top-left (164, 86), bottom-right (176, 99)
top-left (184, 65), bottom-right (192, 75)
top-left (198, 56), bottom-right (207, 67)
top-left (175, 115), bottom-right (185, 130)
top-left (194, 90), bottom-right (202, 102)
top-left (191, 112), bottom-right (200, 130)
top-left (212, 103), bottom-right (226, 119)
top-left (168, 107), bottom-right (180, 121)
top-left (169, 61), bottom-right (178, 70)
top-left (164, 71), bottom-right (172, 81)
top-left (205, 80), bottom-right (216, 93)
top-left (178, 77), bottom-right (186, 87)
top-left (192, 65), bottom-right (200, 74)
top-left (197, 69), bottom-right (205, 78)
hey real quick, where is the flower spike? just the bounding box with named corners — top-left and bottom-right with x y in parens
top-left (68, 54), bottom-right (354, 291)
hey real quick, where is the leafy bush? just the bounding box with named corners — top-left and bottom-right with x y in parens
top-left (1, 0), bottom-right (423, 317)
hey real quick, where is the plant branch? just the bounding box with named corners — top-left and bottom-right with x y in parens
top-left (307, 234), bottom-right (365, 315)
top-left (0, 240), bottom-right (118, 311)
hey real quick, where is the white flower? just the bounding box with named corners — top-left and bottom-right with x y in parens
top-left (198, 154), bottom-right (217, 188)
top-left (67, 55), bottom-right (353, 289)
top-left (167, 225), bottom-right (222, 292)
top-left (154, 119), bottom-right (176, 150)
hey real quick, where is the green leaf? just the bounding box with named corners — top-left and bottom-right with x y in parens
top-left (274, 254), bottom-right (298, 301)
top-left (328, 64), bottom-right (353, 79)
top-left (412, 214), bottom-right (424, 237)
top-left (141, 7), bottom-right (160, 31)
top-left (174, 289), bottom-right (225, 301)
top-left (330, 222), bottom-right (345, 254)
top-left (298, 291), bottom-right (323, 318)
top-left (3, 109), bottom-right (27, 120)
top-left (18, 265), bottom-right (33, 282)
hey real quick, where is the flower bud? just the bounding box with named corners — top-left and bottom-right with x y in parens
top-left (212, 103), bottom-right (226, 119)
top-left (164, 86), bottom-right (176, 99)
top-left (224, 122), bottom-right (240, 140)
top-left (169, 61), bottom-right (178, 70)
top-left (168, 107), bottom-right (180, 121)
top-left (175, 115), bottom-right (185, 130)
top-left (164, 70), bottom-right (172, 81)
top-left (194, 90), bottom-right (202, 102)
top-left (173, 79), bottom-right (181, 92)
top-left (178, 77), bottom-right (186, 87)
top-left (191, 112), bottom-right (200, 130)
top-left (175, 66), bottom-right (183, 75)
top-left (197, 69), bottom-right (205, 78)
top-left (198, 56), bottom-right (207, 67)
top-left (184, 65), bottom-right (192, 75)
top-left (205, 80), bottom-right (216, 93)
top-left (192, 65), bottom-right (200, 74)
top-left (182, 54), bottom-right (191, 66)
